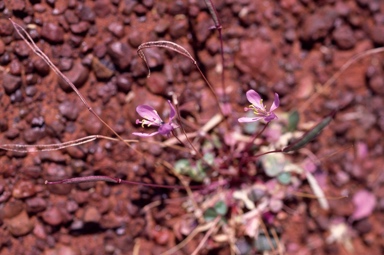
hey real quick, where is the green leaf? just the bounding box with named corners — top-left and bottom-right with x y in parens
top-left (214, 201), bottom-right (228, 215)
top-left (174, 159), bottom-right (191, 174)
top-left (283, 111), bottom-right (335, 152)
top-left (203, 153), bottom-right (215, 165)
top-left (277, 172), bottom-right (291, 185)
top-left (203, 208), bottom-right (218, 222)
top-left (287, 110), bottom-right (299, 132)
top-left (261, 153), bottom-right (286, 177)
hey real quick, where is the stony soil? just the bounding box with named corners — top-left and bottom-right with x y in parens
top-left (0, 0), bottom-right (384, 254)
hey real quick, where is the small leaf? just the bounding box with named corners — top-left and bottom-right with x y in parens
top-left (283, 111), bottom-right (335, 152)
top-left (203, 153), bottom-right (215, 165)
top-left (277, 172), bottom-right (291, 185)
top-left (261, 153), bottom-right (286, 177)
top-left (287, 110), bottom-right (299, 132)
top-left (203, 208), bottom-right (218, 222)
top-left (214, 201), bottom-right (227, 215)
top-left (174, 159), bottom-right (191, 174)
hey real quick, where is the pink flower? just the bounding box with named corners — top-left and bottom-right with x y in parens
top-left (238, 90), bottom-right (279, 123)
top-left (132, 100), bottom-right (178, 137)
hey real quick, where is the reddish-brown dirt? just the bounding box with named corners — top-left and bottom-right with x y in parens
top-left (1, 0), bottom-right (383, 255)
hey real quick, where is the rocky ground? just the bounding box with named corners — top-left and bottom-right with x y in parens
top-left (0, 0), bottom-right (384, 254)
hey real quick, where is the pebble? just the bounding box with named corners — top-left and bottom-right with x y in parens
top-left (93, 44), bottom-right (107, 58)
top-left (79, 5), bottom-right (95, 22)
top-left (52, 0), bottom-right (68, 15)
top-left (64, 9), bottom-right (79, 24)
top-left (94, 0), bottom-right (111, 18)
top-left (154, 20), bottom-right (169, 35)
top-left (70, 21), bottom-right (90, 34)
top-left (169, 15), bottom-right (189, 39)
top-left (91, 56), bottom-right (114, 80)
top-left (13, 41), bottom-right (29, 58)
top-left (3, 73), bottom-right (21, 95)
top-left (32, 57), bottom-right (50, 76)
top-left (234, 38), bottom-right (273, 78)
top-left (41, 22), bottom-right (64, 43)
top-left (108, 21), bottom-right (124, 38)
top-left (0, 19), bottom-right (13, 36)
top-left (66, 200), bottom-right (79, 213)
top-left (116, 73), bottom-right (132, 92)
top-left (12, 180), bottom-right (36, 199)
top-left (65, 146), bottom-right (86, 159)
top-left (42, 206), bottom-right (63, 226)
top-left (83, 206), bottom-right (101, 223)
top-left (9, 59), bottom-right (22, 75)
top-left (82, 113), bottom-right (103, 135)
top-left (195, 12), bottom-right (211, 44)
top-left (58, 61), bottom-right (89, 91)
top-left (140, 48), bottom-right (164, 69)
top-left (146, 72), bottom-right (167, 95)
top-left (300, 8), bottom-right (337, 43)
top-left (370, 25), bottom-right (384, 45)
top-left (1, 200), bottom-right (24, 219)
top-left (332, 24), bottom-right (356, 50)
top-left (26, 197), bottom-right (47, 213)
top-left (4, 210), bottom-right (34, 236)
top-left (11, 0), bottom-right (26, 12)
top-left (368, 73), bottom-right (384, 95)
top-left (59, 100), bottom-right (79, 120)
top-left (128, 30), bottom-right (143, 48)
top-left (107, 41), bottom-right (132, 70)
top-left (167, 0), bottom-right (187, 15)
top-left (33, 222), bottom-right (47, 239)
top-left (59, 57), bottom-right (73, 71)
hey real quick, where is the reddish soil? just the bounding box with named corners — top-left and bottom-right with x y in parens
top-left (1, 0), bottom-right (384, 255)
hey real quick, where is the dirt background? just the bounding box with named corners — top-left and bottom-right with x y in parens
top-left (0, 0), bottom-right (384, 254)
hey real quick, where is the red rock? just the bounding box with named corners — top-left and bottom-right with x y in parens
top-left (83, 206), bottom-right (101, 223)
top-left (333, 24), bottom-right (356, 50)
top-left (12, 180), bottom-right (36, 199)
top-left (42, 207), bottom-right (63, 226)
top-left (58, 61), bottom-right (89, 91)
top-left (146, 72), bottom-right (167, 95)
top-left (4, 210), bottom-right (34, 236)
top-left (107, 41), bottom-right (132, 70)
top-left (41, 22), bottom-right (64, 43)
top-left (2, 73), bottom-right (21, 94)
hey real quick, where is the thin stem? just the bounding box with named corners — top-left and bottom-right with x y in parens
top-left (238, 122), bottom-right (270, 171)
top-left (45, 175), bottom-right (188, 190)
top-left (172, 98), bottom-right (221, 173)
top-left (204, 0), bottom-right (228, 115)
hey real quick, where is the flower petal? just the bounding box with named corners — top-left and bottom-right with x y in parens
top-left (132, 131), bottom-right (159, 137)
top-left (167, 100), bottom-right (177, 121)
top-left (158, 123), bottom-right (174, 135)
top-left (238, 117), bottom-right (263, 123)
top-left (136, 105), bottom-right (162, 125)
top-left (270, 93), bottom-right (280, 112)
top-left (246, 90), bottom-right (263, 109)
top-left (264, 113), bottom-right (277, 122)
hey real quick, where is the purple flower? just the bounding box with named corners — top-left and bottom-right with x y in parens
top-left (238, 90), bottom-right (279, 123)
top-left (132, 100), bottom-right (178, 137)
